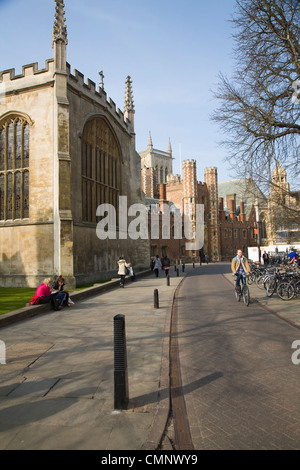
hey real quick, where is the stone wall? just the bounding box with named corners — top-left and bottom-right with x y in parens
top-left (0, 61), bottom-right (56, 287)
top-left (67, 65), bottom-right (150, 284)
top-left (0, 59), bottom-right (150, 287)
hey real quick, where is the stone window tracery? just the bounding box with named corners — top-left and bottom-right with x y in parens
top-left (82, 118), bottom-right (120, 224)
top-left (160, 167), bottom-right (163, 184)
top-left (0, 116), bottom-right (30, 221)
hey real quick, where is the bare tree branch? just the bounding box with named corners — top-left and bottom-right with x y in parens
top-left (211, 0), bottom-right (300, 197)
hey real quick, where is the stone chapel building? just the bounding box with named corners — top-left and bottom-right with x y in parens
top-left (0, 0), bottom-right (149, 288)
top-left (267, 162), bottom-right (300, 244)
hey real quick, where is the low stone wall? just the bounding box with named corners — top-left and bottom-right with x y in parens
top-left (0, 269), bottom-right (152, 329)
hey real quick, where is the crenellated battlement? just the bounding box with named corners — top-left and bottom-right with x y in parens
top-left (0, 59), bottom-right (54, 83)
top-left (167, 174), bottom-right (182, 184)
top-left (67, 63), bottom-right (130, 131)
top-left (183, 159), bottom-right (196, 165)
top-left (204, 166), bottom-right (218, 173)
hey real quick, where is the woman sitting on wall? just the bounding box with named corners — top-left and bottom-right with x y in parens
top-left (52, 276), bottom-right (73, 307)
top-left (31, 278), bottom-right (66, 310)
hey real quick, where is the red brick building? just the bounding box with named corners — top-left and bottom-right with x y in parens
top-left (143, 157), bottom-right (259, 263)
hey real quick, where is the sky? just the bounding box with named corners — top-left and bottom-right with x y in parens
top-left (0, 0), bottom-right (238, 183)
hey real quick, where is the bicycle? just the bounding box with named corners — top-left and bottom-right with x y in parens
top-left (265, 267), bottom-right (292, 297)
top-left (234, 275), bottom-right (250, 306)
top-left (277, 273), bottom-right (300, 301)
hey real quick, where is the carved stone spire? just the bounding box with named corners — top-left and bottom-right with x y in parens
top-left (124, 76), bottom-right (135, 131)
top-left (52, 0), bottom-right (68, 47)
top-left (148, 132), bottom-right (153, 151)
top-left (124, 76), bottom-right (135, 113)
top-left (52, 0), bottom-right (68, 72)
top-left (167, 138), bottom-right (172, 156)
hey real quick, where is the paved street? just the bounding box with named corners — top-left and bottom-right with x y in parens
top-left (1, 262), bottom-right (300, 450)
top-left (176, 263), bottom-right (300, 450)
top-left (0, 270), bottom-right (182, 450)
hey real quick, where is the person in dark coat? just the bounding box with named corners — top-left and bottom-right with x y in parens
top-left (162, 255), bottom-right (170, 277)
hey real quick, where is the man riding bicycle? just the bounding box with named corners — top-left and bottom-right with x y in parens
top-left (231, 249), bottom-right (251, 291)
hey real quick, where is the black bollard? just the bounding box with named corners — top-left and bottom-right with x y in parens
top-left (114, 314), bottom-right (129, 410)
top-left (176, 268), bottom-right (179, 277)
top-left (174, 265), bottom-right (176, 272)
top-left (167, 275), bottom-right (170, 286)
top-left (193, 262), bottom-right (195, 268)
top-left (154, 289), bottom-right (159, 308)
top-left (182, 264), bottom-right (185, 272)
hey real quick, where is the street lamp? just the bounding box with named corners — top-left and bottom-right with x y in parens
top-left (255, 198), bottom-right (261, 264)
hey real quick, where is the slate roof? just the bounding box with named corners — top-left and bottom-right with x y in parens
top-left (218, 178), bottom-right (267, 218)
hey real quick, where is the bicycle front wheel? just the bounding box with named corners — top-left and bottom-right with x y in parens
top-left (256, 275), bottom-right (265, 289)
top-left (266, 278), bottom-right (277, 297)
top-left (277, 282), bottom-right (294, 301)
top-left (243, 285), bottom-right (250, 306)
top-left (294, 280), bottom-right (300, 297)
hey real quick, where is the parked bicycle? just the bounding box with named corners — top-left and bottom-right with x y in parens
top-left (265, 267), bottom-right (294, 297)
top-left (277, 270), bottom-right (300, 301)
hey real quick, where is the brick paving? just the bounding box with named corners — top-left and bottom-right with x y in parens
top-left (177, 263), bottom-right (300, 450)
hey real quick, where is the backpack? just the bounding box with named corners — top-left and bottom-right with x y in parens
top-left (29, 296), bottom-right (41, 305)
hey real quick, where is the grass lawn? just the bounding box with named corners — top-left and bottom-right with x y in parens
top-left (0, 279), bottom-right (112, 315)
top-left (0, 288), bottom-right (36, 315)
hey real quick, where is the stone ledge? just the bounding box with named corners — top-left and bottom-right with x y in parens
top-left (0, 269), bottom-right (152, 329)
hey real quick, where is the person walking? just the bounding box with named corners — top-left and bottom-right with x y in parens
top-left (126, 262), bottom-right (137, 282)
top-left (162, 255), bottom-right (171, 277)
top-left (117, 257), bottom-right (129, 288)
top-left (153, 255), bottom-right (162, 277)
top-left (262, 251), bottom-right (269, 265)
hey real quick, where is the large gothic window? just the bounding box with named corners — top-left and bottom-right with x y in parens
top-left (0, 117), bottom-right (30, 220)
top-left (82, 118), bottom-right (120, 223)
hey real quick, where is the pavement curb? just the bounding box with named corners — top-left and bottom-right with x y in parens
top-left (0, 269), bottom-right (152, 329)
top-left (222, 273), bottom-right (300, 330)
top-left (141, 274), bottom-right (188, 451)
top-left (254, 300), bottom-right (300, 331)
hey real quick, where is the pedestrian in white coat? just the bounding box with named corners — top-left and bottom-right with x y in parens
top-left (153, 255), bottom-right (162, 278)
top-left (117, 257), bottom-right (129, 287)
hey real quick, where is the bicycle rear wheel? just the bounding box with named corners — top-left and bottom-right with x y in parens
top-left (277, 282), bottom-right (294, 301)
top-left (243, 285), bottom-right (250, 306)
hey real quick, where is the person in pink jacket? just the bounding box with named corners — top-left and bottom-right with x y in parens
top-left (35, 279), bottom-right (52, 298)
top-left (35, 278), bottom-right (66, 310)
